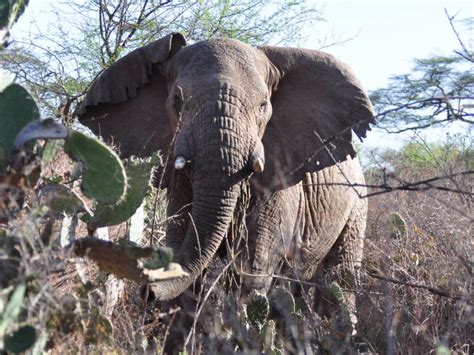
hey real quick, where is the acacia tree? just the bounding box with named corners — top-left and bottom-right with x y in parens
top-left (371, 12), bottom-right (473, 134)
top-left (0, 0), bottom-right (320, 117)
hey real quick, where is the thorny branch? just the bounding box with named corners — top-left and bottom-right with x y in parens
top-left (301, 170), bottom-right (474, 199)
top-left (367, 269), bottom-right (468, 301)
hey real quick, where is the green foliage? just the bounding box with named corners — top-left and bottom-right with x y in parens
top-left (4, 325), bottom-right (36, 353)
top-left (398, 139), bottom-right (473, 168)
top-left (64, 130), bottom-right (127, 204)
top-left (0, 0), bottom-right (9, 27)
top-left (183, 0), bottom-right (318, 46)
top-left (436, 344), bottom-right (451, 355)
top-left (84, 308), bottom-right (113, 346)
top-left (4, 0), bottom-right (28, 27)
top-left (0, 1), bottom-right (172, 352)
top-left (261, 320), bottom-right (277, 352)
top-left (371, 52), bottom-right (473, 132)
top-left (0, 77), bottom-right (39, 169)
top-left (239, 287), bottom-right (309, 353)
top-left (328, 282), bottom-right (352, 349)
top-left (89, 153), bottom-right (159, 228)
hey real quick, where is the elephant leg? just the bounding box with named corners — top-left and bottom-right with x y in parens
top-left (242, 184), bottom-right (303, 293)
top-left (313, 196), bottom-right (367, 332)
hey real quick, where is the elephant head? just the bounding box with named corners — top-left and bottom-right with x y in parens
top-left (76, 33), bottom-right (375, 300)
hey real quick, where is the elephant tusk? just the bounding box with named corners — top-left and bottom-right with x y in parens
top-left (252, 157), bottom-right (264, 173)
top-left (174, 156), bottom-right (187, 170)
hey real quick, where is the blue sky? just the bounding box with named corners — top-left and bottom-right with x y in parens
top-left (317, 0), bottom-right (472, 91)
top-left (15, 0), bottom-right (471, 91)
top-left (315, 0), bottom-right (472, 150)
top-left (13, 0), bottom-right (473, 150)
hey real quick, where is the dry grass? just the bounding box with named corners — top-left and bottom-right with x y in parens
top-left (1, 147), bottom-right (472, 353)
top-left (359, 156), bottom-right (473, 353)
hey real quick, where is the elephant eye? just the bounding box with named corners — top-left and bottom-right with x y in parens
top-left (259, 100), bottom-right (267, 113)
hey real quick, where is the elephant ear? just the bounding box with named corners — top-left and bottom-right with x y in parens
top-left (257, 46), bottom-right (375, 191)
top-left (76, 33), bottom-right (186, 161)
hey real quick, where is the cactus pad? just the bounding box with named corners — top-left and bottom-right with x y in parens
top-left (0, 80), bottom-right (39, 169)
top-left (64, 130), bottom-right (126, 204)
top-left (41, 139), bottom-right (64, 170)
top-left (330, 282), bottom-right (346, 304)
top-left (246, 291), bottom-right (270, 329)
top-left (389, 212), bottom-right (408, 239)
top-left (3, 325), bottom-right (37, 353)
top-left (142, 246), bottom-right (173, 270)
top-left (89, 153), bottom-right (160, 228)
top-left (329, 282), bottom-right (353, 341)
top-left (261, 319), bottom-right (277, 351)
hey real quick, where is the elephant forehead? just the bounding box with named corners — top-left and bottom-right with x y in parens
top-left (173, 39), bottom-right (268, 86)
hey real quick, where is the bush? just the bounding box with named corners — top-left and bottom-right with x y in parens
top-left (359, 140), bottom-right (472, 353)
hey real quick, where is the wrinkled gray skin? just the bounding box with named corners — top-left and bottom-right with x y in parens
top-left (77, 33), bottom-right (375, 324)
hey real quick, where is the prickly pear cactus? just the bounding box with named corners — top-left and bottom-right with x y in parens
top-left (64, 130), bottom-right (126, 204)
top-left (389, 212), bottom-right (408, 239)
top-left (0, 283), bottom-right (26, 337)
top-left (41, 139), bottom-right (63, 170)
top-left (330, 282), bottom-right (346, 304)
top-left (89, 153), bottom-right (160, 228)
top-left (3, 325), bottom-right (37, 353)
top-left (329, 282), bottom-right (352, 343)
top-left (143, 246), bottom-right (173, 270)
top-left (0, 281), bottom-right (37, 352)
top-left (246, 291), bottom-right (270, 330)
top-left (0, 73), bottom-right (39, 170)
top-left (261, 319), bottom-right (277, 352)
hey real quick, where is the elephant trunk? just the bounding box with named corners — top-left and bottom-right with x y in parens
top-left (149, 184), bottom-right (240, 300)
top-left (150, 89), bottom-right (251, 300)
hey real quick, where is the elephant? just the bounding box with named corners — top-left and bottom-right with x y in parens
top-left (76, 33), bottom-right (375, 329)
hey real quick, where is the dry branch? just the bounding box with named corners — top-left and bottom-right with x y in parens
top-left (366, 269), bottom-right (468, 301)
